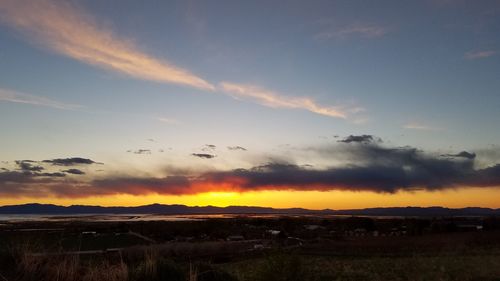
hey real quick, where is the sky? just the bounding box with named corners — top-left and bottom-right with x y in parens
top-left (0, 0), bottom-right (500, 209)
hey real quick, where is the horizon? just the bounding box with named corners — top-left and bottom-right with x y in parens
top-left (0, 200), bottom-right (500, 213)
top-left (2, 201), bottom-right (500, 213)
top-left (1, 202), bottom-right (500, 211)
top-left (1, 0), bottom-right (500, 209)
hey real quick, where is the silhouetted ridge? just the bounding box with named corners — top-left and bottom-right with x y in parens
top-left (0, 204), bottom-right (499, 216)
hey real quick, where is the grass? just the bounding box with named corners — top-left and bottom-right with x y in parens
top-left (223, 252), bottom-right (500, 281)
top-left (3, 238), bottom-right (500, 281)
top-left (2, 223), bottom-right (500, 280)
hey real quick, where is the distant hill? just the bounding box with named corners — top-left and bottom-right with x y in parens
top-left (1, 203), bottom-right (500, 217)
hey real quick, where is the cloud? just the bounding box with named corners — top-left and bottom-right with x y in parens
top-left (403, 123), bottom-right (442, 131)
top-left (128, 149), bottom-right (152, 155)
top-left (219, 82), bottom-right (348, 118)
top-left (201, 144), bottom-right (216, 152)
top-left (199, 143), bottom-right (499, 193)
top-left (315, 23), bottom-right (388, 40)
top-left (0, 0), bottom-right (366, 119)
top-left (0, 0), bottom-right (214, 91)
top-left (42, 157), bottom-right (100, 166)
top-left (90, 176), bottom-right (193, 196)
top-left (62, 168), bottom-right (85, 175)
top-left (464, 50), bottom-right (496, 60)
top-left (228, 146), bottom-right (247, 151)
top-left (0, 0), bottom-right (372, 121)
top-left (157, 117), bottom-right (181, 125)
top-left (15, 160), bottom-right (44, 172)
top-left (2, 142), bottom-right (500, 198)
top-left (191, 153), bottom-right (216, 159)
top-left (38, 172), bottom-right (66, 177)
top-left (442, 151), bottom-right (476, 160)
top-left (338, 135), bottom-right (379, 144)
top-left (0, 88), bottom-right (81, 110)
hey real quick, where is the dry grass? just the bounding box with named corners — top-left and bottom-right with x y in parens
top-left (223, 252), bottom-right (500, 281)
top-left (4, 237), bottom-right (500, 281)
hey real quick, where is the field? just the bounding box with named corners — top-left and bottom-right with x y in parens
top-left (1, 215), bottom-right (500, 281)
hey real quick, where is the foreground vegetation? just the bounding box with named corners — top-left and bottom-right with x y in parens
top-left (224, 252), bottom-right (500, 281)
top-left (1, 246), bottom-right (500, 281)
top-left (1, 216), bottom-right (500, 280)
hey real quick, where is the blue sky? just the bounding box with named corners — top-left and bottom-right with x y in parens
top-left (0, 0), bottom-right (499, 207)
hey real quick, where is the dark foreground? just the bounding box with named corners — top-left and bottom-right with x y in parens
top-left (1, 215), bottom-right (500, 281)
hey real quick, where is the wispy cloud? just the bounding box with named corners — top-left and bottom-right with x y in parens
top-left (464, 50), bottom-right (496, 60)
top-left (403, 122), bottom-right (442, 131)
top-left (0, 0), bottom-right (214, 91)
top-left (0, 0), bottom-right (364, 119)
top-left (218, 82), bottom-right (348, 118)
top-left (0, 88), bottom-right (81, 110)
top-left (157, 117), bottom-right (181, 125)
top-left (315, 23), bottom-right (389, 40)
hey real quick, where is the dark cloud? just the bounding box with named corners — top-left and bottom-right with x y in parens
top-left (42, 157), bottom-right (99, 166)
top-left (62, 168), bottom-right (85, 175)
top-left (228, 146), bottom-right (247, 151)
top-left (191, 153), bottom-right (216, 159)
top-left (15, 160), bottom-right (44, 172)
top-left (227, 146), bottom-right (247, 151)
top-left (1, 141), bottom-right (500, 198)
top-left (442, 151), bottom-right (476, 159)
top-left (132, 149), bottom-right (152, 155)
top-left (89, 144), bottom-right (500, 195)
top-left (196, 144), bottom-right (495, 193)
top-left (0, 170), bottom-right (65, 183)
top-left (338, 135), bottom-right (379, 144)
top-left (38, 172), bottom-right (66, 177)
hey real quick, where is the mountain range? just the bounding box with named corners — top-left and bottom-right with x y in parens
top-left (1, 203), bottom-right (499, 217)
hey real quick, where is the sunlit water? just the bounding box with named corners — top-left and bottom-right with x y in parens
top-left (0, 213), bottom-right (402, 223)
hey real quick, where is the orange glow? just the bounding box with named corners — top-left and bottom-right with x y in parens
top-left (1, 187), bottom-right (500, 209)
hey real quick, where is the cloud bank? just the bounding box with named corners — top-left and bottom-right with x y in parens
top-left (1, 137), bottom-right (500, 198)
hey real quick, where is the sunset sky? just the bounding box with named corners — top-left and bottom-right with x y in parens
top-left (1, 0), bottom-right (500, 209)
